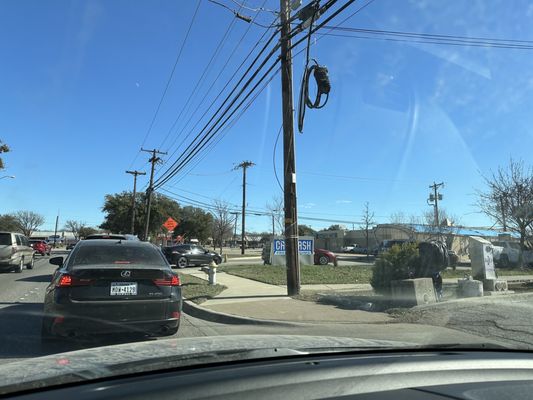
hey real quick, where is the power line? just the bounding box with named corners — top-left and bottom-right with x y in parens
top-left (323, 26), bottom-right (533, 47)
top-left (319, 32), bottom-right (533, 50)
top-left (128, 1), bottom-right (201, 169)
top-left (207, 0), bottom-right (279, 27)
top-left (272, 125), bottom-right (283, 191)
top-left (160, 0), bottom-right (273, 153)
top-left (153, 0), bottom-right (348, 188)
top-left (152, 36), bottom-right (282, 189)
top-left (158, 11), bottom-right (240, 151)
top-left (162, 65), bottom-right (281, 188)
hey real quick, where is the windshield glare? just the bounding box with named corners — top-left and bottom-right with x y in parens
top-left (1, 0), bottom-right (533, 393)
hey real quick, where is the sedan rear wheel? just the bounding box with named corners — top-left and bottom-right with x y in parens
top-left (177, 256), bottom-right (188, 269)
top-left (27, 256), bottom-right (34, 269)
top-left (318, 255), bottom-right (329, 265)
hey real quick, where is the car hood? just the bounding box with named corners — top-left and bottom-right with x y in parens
top-left (0, 335), bottom-right (414, 395)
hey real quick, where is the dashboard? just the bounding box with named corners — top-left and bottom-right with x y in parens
top-left (8, 350), bottom-right (533, 399)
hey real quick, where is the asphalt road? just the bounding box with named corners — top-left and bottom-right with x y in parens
top-left (0, 254), bottom-right (521, 365)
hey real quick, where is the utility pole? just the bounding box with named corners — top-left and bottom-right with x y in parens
top-left (126, 170), bottom-right (146, 235)
top-left (428, 182), bottom-right (444, 227)
top-left (280, 0), bottom-right (300, 296)
top-left (141, 148), bottom-right (167, 241)
top-left (53, 212), bottom-right (59, 248)
top-left (235, 161), bottom-right (254, 254)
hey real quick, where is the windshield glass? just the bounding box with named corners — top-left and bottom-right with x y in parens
top-left (2, 0), bottom-right (533, 394)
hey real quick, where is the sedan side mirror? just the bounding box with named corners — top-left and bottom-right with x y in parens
top-left (49, 256), bottom-right (64, 267)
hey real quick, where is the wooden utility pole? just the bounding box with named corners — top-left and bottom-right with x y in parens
top-left (428, 182), bottom-right (444, 227)
top-left (280, 0), bottom-right (300, 296)
top-left (142, 148), bottom-right (167, 241)
top-left (126, 170), bottom-right (146, 235)
top-left (235, 161), bottom-right (254, 254)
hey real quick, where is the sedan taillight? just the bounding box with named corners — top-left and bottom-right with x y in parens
top-left (153, 275), bottom-right (180, 286)
top-left (57, 274), bottom-right (95, 287)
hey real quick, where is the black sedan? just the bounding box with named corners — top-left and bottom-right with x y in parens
top-left (162, 244), bottom-right (222, 269)
top-left (42, 239), bottom-right (181, 342)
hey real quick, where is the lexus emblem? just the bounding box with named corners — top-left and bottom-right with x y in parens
top-left (121, 270), bottom-right (131, 278)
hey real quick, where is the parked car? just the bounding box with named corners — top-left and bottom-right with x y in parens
top-left (491, 240), bottom-right (533, 267)
top-left (314, 248), bottom-right (337, 265)
top-left (0, 232), bottom-right (35, 272)
top-left (162, 244), bottom-right (222, 268)
top-left (340, 244), bottom-right (357, 253)
top-left (47, 235), bottom-right (63, 245)
top-left (29, 239), bottom-right (52, 256)
top-left (374, 240), bottom-right (411, 256)
top-left (84, 233), bottom-right (140, 241)
top-left (66, 241), bottom-right (79, 250)
top-left (42, 239), bottom-right (181, 341)
top-left (350, 246), bottom-right (369, 255)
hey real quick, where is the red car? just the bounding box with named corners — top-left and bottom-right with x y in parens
top-left (314, 248), bottom-right (337, 265)
top-left (29, 239), bottom-right (51, 256)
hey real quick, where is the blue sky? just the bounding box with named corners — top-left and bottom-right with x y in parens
top-left (1, 0), bottom-right (533, 233)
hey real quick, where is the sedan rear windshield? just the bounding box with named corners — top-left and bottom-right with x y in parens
top-left (0, 233), bottom-right (11, 246)
top-left (70, 245), bottom-right (164, 266)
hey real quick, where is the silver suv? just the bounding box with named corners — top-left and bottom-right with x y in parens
top-left (0, 232), bottom-right (35, 272)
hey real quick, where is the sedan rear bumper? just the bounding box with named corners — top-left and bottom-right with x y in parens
top-left (51, 316), bottom-right (180, 337)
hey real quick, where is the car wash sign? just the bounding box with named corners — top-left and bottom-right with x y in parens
top-left (271, 236), bottom-right (314, 265)
top-left (273, 239), bottom-right (313, 255)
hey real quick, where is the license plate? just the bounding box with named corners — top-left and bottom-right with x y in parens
top-left (110, 282), bottom-right (137, 296)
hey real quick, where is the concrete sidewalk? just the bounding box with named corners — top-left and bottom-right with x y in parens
top-left (179, 268), bottom-right (533, 324)
top-left (179, 269), bottom-right (391, 323)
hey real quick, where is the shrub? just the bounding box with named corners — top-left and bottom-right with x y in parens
top-left (370, 242), bottom-right (419, 295)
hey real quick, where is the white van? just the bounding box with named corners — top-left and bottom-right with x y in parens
top-left (0, 232), bottom-right (35, 272)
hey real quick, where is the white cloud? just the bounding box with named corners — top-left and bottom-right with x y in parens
top-left (301, 202), bottom-right (316, 209)
top-left (135, 82), bottom-right (140, 88)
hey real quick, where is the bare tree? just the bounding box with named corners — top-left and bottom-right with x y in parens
top-left (212, 200), bottom-right (234, 254)
top-left (64, 220), bottom-right (84, 240)
top-left (360, 202), bottom-right (375, 257)
top-left (478, 159), bottom-right (533, 267)
top-left (12, 210), bottom-right (44, 237)
top-left (389, 211), bottom-right (407, 224)
top-left (265, 196), bottom-right (284, 236)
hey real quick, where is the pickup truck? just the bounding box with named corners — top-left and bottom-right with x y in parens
top-left (492, 240), bottom-right (533, 267)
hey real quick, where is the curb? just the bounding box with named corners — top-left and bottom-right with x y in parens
top-left (225, 256), bottom-right (261, 261)
top-left (182, 300), bottom-right (296, 327)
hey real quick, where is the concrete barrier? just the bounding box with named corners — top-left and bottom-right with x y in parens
top-left (391, 278), bottom-right (437, 307)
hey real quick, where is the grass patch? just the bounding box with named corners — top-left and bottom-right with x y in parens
top-left (219, 264), bottom-right (373, 285)
top-left (180, 274), bottom-right (227, 304)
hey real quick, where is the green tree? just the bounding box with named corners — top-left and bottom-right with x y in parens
top-left (0, 140), bottom-right (9, 170)
top-left (0, 214), bottom-right (19, 232)
top-left (325, 224), bottom-right (345, 231)
top-left (298, 225), bottom-right (316, 236)
top-left (100, 192), bottom-right (181, 239)
top-left (371, 242), bottom-right (419, 295)
top-left (173, 206), bottom-right (213, 243)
